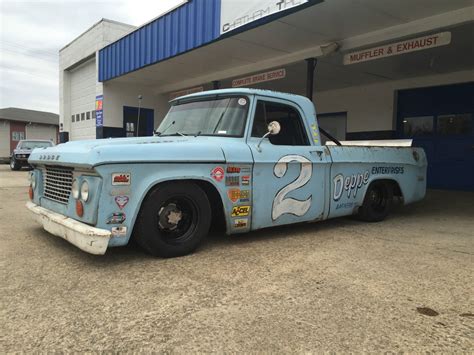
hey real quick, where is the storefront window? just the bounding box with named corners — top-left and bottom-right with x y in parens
top-left (402, 116), bottom-right (434, 136)
top-left (437, 113), bottom-right (472, 136)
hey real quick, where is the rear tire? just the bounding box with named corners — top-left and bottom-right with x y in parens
top-left (135, 181), bottom-right (211, 258)
top-left (10, 157), bottom-right (20, 171)
top-left (357, 181), bottom-right (393, 222)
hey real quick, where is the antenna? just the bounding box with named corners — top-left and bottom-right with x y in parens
top-left (136, 94), bottom-right (143, 137)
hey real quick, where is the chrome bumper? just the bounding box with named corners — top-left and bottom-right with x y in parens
top-left (26, 201), bottom-right (111, 255)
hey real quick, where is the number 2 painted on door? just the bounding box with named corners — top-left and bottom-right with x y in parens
top-left (272, 155), bottom-right (312, 220)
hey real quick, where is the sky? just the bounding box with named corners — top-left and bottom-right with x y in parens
top-left (0, 0), bottom-right (184, 113)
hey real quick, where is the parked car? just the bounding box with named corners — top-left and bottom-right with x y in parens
top-left (25, 89), bottom-right (427, 257)
top-left (10, 140), bottom-right (54, 170)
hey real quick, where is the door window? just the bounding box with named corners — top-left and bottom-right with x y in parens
top-left (251, 101), bottom-right (309, 146)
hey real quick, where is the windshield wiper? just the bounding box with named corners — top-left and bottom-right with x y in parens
top-left (160, 132), bottom-right (186, 137)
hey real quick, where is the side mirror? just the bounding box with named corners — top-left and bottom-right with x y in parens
top-left (267, 121), bottom-right (281, 135)
top-left (256, 121), bottom-right (281, 152)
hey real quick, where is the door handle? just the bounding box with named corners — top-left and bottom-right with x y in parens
top-left (310, 150), bottom-right (324, 160)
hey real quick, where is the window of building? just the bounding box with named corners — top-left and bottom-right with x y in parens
top-left (81, 113), bottom-right (85, 121)
top-left (76, 114), bottom-right (80, 122)
top-left (92, 110), bottom-right (96, 119)
top-left (12, 131), bottom-right (25, 141)
top-left (86, 111), bottom-right (91, 120)
top-left (437, 113), bottom-right (472, 136)
top-left (71, 115), bottom-right (75, 123)
top-left (402, 116), bottom-right (434, 136)
top-left (251, 101), bottom-right (309, 146)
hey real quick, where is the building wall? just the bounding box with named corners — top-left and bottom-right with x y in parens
top-left (0, 120), bottom-right (10, 159)
top-left (25, 124), bottom-right (58, 144)
top-left (60, 20), bottom-right (136, 140)
top-left (315, 69), bottom-right (474, 135)
top-left (103, 82), bottom-right (169, 131)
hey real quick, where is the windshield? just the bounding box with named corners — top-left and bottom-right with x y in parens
top-left (19, 141), bottom-right (53, 149)
top-left (158, 96), bottom-right (250, 137)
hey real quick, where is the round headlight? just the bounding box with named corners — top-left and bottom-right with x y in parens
top-left (80, 180), bottom-right (89, 202)
top-left (72, 179), bottom-right (80, 199)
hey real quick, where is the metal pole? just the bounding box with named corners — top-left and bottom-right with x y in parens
top-left (136, 95), bottom-right (142, 137)
top-left (305, 58), bottom-right (317, 101)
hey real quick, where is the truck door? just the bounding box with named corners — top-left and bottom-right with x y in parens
top-left (248, 97), bottom-right (329, 230)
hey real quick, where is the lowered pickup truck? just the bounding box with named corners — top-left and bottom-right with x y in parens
top-left (26, 89), bottom-right (427, 257)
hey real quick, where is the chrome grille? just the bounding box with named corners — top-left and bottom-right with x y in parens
top-left (43, 166), bottom-right (73, 204)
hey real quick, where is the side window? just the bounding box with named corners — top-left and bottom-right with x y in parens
top-left (251, 101), bottom-right (309, 146)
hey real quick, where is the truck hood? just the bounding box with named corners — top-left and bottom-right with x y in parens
top-left (28, 136), bottom-right (228, 168)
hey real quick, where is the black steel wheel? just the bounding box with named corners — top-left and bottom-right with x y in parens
top-left (10, 157), bottom-right (21, 171)
top-left (357, 181), bottom-right (393, 222)
top-left (135, 181), bottom-right (211, 257)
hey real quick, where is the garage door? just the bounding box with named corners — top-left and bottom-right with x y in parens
top-left (0, 120), bottom-right (10, 159)
top-left (70, 59), bottom-right (97, 141)
top-left (397, 82), bottom-right (474, 191)
top-left (26, 124), bottom-right (57, 144)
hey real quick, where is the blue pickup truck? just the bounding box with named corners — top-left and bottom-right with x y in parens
top-left (26, 89), bottom-right (427, 257)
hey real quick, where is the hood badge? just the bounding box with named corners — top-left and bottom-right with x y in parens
top-left (39, 154), bottom-right (60, 161)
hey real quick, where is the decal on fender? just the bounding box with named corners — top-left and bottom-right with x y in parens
top-left (211, 167), bottom-right (225, 182)
top-left (106, 212), bottom-right (126, 224)
top-left (231, 205), bottom-right (251, 217)
top-left (111, 226), bottom-right (127, 237)
top-left (112, 173), bottom-right (131, 185)
top-left (233, 218), bottom-right (248, 228)
top-left (115, 196), bottom-right (129, 209)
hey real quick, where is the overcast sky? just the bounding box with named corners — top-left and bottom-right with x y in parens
top-left (0, 0), bottom-right (183, 113)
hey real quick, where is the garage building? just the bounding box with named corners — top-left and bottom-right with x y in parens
top-left (0, 107), bottom-right (59, 162)
top-left (59, 0), bottom-right (474, 190)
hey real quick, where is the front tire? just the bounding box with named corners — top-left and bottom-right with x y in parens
top-left (135, 182), bottom-right (211, 258)
top-left (357, 181), bottom-right (393, 222)
top-left (10, 157), bottom-right (20, 171)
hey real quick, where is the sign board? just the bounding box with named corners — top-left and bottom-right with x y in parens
top-left (232, 68), bottom-right (286, 88)
top-left (220, 0), bottom-right (308, 35)
top-left (95, 95), bottom-right (103, 127)
top-left (169, 86), bottom-right (204, 100)
top-left (344, 32), bottom-right (451, 65)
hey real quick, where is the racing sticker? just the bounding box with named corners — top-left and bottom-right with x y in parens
top-left (227, 188), bottom-right (241, 203)
top-left (114, 195), bottom-right (129, 210)
top-left (239, 190), bottom-right (250, 202)
top-left (111, 226), bottom-right (127, 237)
top-left (233, 218), bottom-right (248, 228)
top-left (231, 205), bottom-right (251, 217)
top-left (241, 175), bottom-right (250, 186)
top-left (211, 166), bottom-right (225, 182)
top-left (225, 176), bottom-right (239, 186)
top-left (112, 173), bottom-right (131, 186)
top-left (106, 212), bottom-right (126, 224)
top-left (226, 166), bottom-right (241, 174)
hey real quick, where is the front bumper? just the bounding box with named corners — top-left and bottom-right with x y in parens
top-left (26, 201), bottom-right (111, 255)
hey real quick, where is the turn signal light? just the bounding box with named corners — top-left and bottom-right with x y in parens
top-left (28, 186), bottom-right (34, 200)
top-left (76, 200), bottom-right (84, 217)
